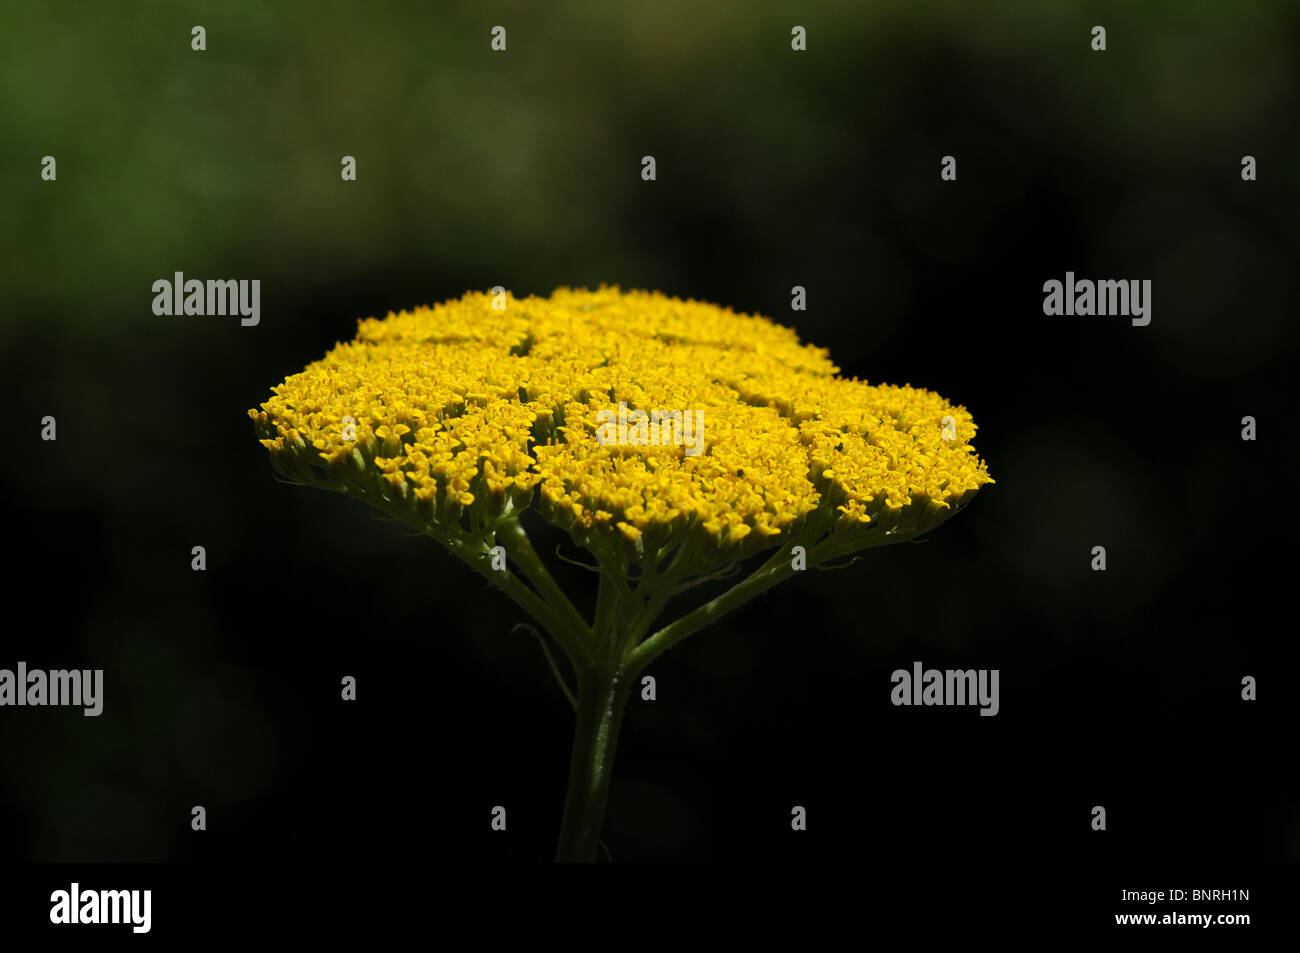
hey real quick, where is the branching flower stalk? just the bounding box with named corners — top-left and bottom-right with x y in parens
top-left (249, 286), bottom-right (993, 862)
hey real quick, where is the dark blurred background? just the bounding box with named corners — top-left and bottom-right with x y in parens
top-left (1, 1), bottom-right (1294, 865)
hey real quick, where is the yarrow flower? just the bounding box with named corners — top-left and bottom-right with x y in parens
top-left (249, 286), bottom-right (992, 861)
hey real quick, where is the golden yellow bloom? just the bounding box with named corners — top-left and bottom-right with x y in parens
top-left (249, 285), bottom-right (995, 864)
top-left (249, 286), bottom-right (992, 562)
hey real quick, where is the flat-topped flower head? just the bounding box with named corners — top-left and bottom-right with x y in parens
top-left (249, 285), bottom-right (994, 863)
top-left (249, 286), bottom-right (992, 567)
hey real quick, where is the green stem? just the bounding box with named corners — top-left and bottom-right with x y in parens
top-left (550, 528), bottom-right (900, 860)
top-left (628, 545), bottom-right (797, 674)
top-left (497, 518), bottom-right (594, 653)
top-left (441, 533), bottom-right (579, 658)
top-left (555, 655), bottom-right (632, 862)
top-left (364, 495), bottom-right (576, 656)
top-left (513, 623), bottom-right (578, 710)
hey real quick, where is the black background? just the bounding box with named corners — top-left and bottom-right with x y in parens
top-left (1, 2), bottom-right (1293, 885)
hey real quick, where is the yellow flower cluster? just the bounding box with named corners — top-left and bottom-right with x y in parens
top-left (249, 286), bottom-right (992, 558)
